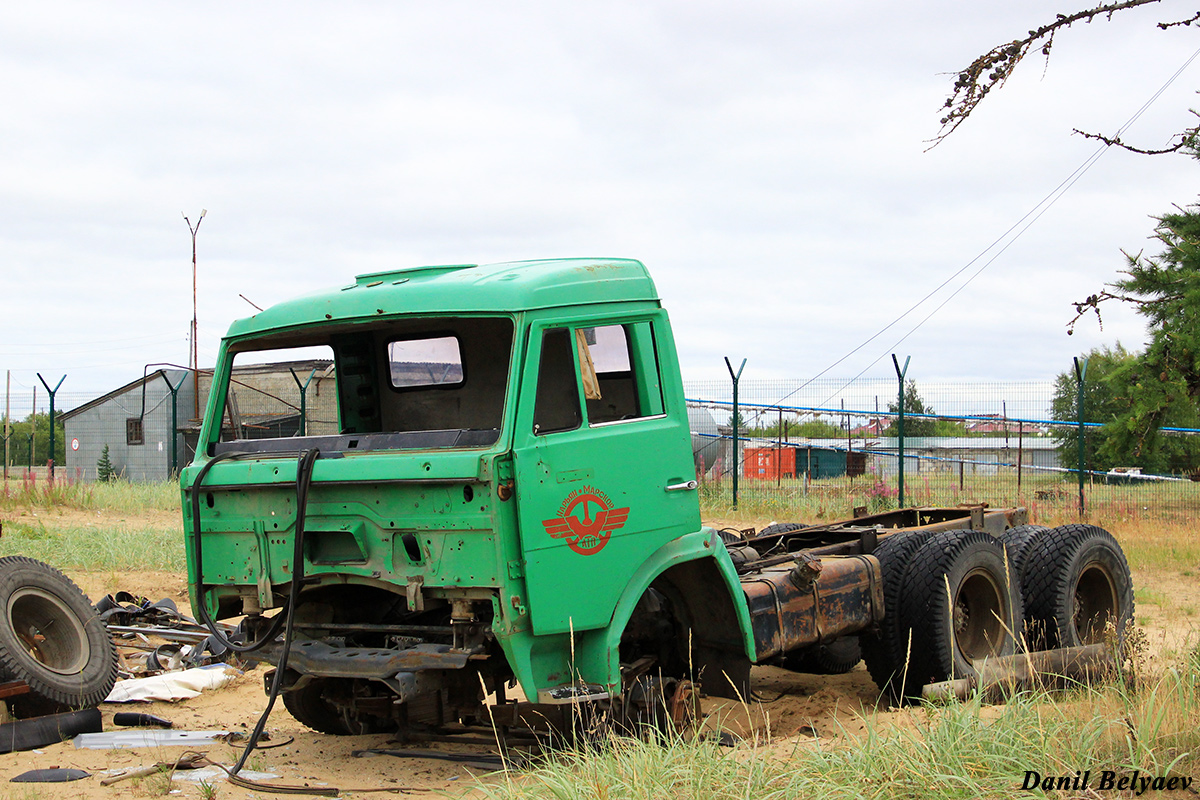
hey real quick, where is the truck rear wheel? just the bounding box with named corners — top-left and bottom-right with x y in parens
top-left (896, 530), bottom-right (1023, 701)
top-left (999, 524), bottom-right (1050, 577)
top-left (861, 530), bottom-right (929, 700)
top-left (781, 636), bottom-right (862, 675)
top-left (0, 557), bottom-right (117, 718)
top-left (282, 677), bottom-right (395, 735)
top-left (1020, 524), bottom-right (1133, 651)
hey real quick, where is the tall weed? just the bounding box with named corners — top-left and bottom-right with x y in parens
top-left (479, 642), bottom-right (1200, 800)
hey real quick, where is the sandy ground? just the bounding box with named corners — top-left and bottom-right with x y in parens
top-left (1, 523), bottom-right (1197, 799)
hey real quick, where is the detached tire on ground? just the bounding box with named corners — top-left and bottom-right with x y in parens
top-left (758, 522), bottom-right (809, 536)
top-left (896, 530), bottom-right (1024, 701)
top-left (0, 557), bottom-right (117, 718)
top-left (1020, 524), bottom-right (1134, 651)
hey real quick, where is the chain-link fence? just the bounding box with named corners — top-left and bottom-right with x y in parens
top-left (2, 389), bottom-right (95, 474)
top-left (7, 371), bottom-right (1200, 525)
top-left (684, 377), bottom-right (1200, 523)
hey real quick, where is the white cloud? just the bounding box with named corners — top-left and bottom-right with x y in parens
top-left (1, 0), bottom-right (1197, 406)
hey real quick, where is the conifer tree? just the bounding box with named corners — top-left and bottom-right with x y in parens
top-left (96, 444), bottom-right (115, 483)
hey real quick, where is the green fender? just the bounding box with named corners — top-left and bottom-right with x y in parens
top-left (574, 527), bottom-right (756, 695)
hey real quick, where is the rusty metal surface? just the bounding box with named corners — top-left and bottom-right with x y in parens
top-left (252, 640), bottom-right (475, 678)
top-left (921, 643), bottom-right (1114, 702)
top-left (741, 554), bottom-right (883, 661)
top-left (744, 506), bottom-right (1029, 560)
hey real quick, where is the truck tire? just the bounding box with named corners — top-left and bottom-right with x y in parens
top-left (1020, 524), bottom-right (1133, 651)
top-left (280, 681), bottom-right (388, 734)
top-left (781, 636), bottom-right (862, 675)
top-left (896, 530), bottom-right (1023, 701)
top-left (283, 680), bottom-right (353, 735)
top-left (0, 557), bottom-right (118, 718)
top-left (999, 524), bottom-right (1050, 577)
top-left (860, 530), bottom-right (930, 701)
top-left (758, 522), bottom-right (808, 536)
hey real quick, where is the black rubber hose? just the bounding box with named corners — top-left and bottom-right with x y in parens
top-left (230, 447), bottom-right (320, 776)
top-left (189, 449), bottom-right (311, 652)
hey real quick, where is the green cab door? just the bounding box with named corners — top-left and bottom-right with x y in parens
top-left (511, 313), bottom-right (700, 636)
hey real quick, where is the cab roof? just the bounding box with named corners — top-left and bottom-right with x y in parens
top-left (225, 258), bottom-right (659, 339)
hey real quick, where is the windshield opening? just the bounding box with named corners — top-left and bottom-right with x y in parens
top-left (210, 316), bottom-right (513, 456)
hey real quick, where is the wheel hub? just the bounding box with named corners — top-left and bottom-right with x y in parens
top-left (6, 587), bottom-right (90, 676)
top-left (1072, 563), bottom-right (1118, 644)
top-left (954, 568), bottom-right (1006, 662)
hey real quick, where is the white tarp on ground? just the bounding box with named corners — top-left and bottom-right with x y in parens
top-left (104, 664), bottom-right (240, 703)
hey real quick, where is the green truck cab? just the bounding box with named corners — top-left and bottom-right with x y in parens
top-left (182, 258), bottom-right (1132, 733)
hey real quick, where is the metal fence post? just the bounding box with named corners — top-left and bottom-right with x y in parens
top-left (725, 357), bottom-right (746, 509)
top-left (1074, 356), bottom-right (1088, 518)
top-left (291, 368), bottom-right (318, 437)
top-left (36, 374), bottom-right (65, 481)
top-left (4, 370), bottom-right (9, 481)
top-left (892, 355), bottom-right (910, 507)
top-left (159, 371), bottom-right (189, 477)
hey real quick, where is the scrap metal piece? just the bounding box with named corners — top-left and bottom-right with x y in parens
top-left (113, 712), bottom-right (174, 728)
top-left (921, 643), bottom-right (1114, 702)
top-left (11, 768), bottom-right (90, 783)
top-left (75, 729), bottom-right (228, 750)
top-left (0, 708), bottom-right (102, 754)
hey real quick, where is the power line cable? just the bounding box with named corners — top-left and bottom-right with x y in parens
top-left (773, 43), bottom-right (1200, 416)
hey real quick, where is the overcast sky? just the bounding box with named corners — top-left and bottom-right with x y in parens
top-left (2, 0), bottom-right (1198, 407)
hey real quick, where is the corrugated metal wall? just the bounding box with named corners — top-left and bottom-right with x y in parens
top-left (63, 370), bottom-right (195, 481)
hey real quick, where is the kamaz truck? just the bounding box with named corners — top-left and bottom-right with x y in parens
top-left (182, 258), bottom-right (1133, 735)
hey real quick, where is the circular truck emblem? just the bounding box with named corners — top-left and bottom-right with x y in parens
top-left (541, 486), bottom-right (629, 555)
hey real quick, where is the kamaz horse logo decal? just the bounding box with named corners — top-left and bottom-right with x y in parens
top-left (541, 486), bottom-right (629, 555)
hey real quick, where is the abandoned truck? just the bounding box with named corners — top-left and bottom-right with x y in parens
top-left (181, 258), bottom-right (1133, 734)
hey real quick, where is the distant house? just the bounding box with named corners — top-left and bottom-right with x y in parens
top-left (61, 360), bottom-right (335, 481)
top-left (60, 369), bottom-right (196, 481)
top-left (963, 415), bottom-right (1049, 436)
top-left (849, 418), bottom-right (886, 437)
top-left (802, 436), bottom-right (1061, 477)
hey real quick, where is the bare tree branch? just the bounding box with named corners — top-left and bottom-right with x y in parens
top-left (1073, 122), bottom-right (1200, 154)
top-left (1158, 10), bottom-right (1200, 28)
top-left (933, 0), bottom-right (1175, 146)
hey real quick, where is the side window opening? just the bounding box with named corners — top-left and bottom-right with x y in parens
top-left (533, 328), bottom-right (582, 435)
top-left (577, 323), bottom-right (663, 424)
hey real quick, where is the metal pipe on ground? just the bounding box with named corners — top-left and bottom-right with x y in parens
top-left (921, 644), bottom-right (1114, 703)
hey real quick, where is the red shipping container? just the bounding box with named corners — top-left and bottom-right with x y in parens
top-left (742, 447), bottom-right (795, 480)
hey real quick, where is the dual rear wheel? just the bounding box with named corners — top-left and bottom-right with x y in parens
top-left (862, 524), bottom-right (1133, 703)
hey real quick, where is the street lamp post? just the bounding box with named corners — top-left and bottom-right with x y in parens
top-left (183, 210), bottom-right (206, 419)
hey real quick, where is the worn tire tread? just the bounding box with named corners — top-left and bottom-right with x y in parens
top-left (896, 530), bottom-right (1022, 699)
top-left (1000, 524), bottom-right (1050, 577)
top-left (1020, 524), bottom-right (1133, 650)
top-left (860, 531), bottom-right (931, 699)
top-left (0, 556), bottom-right (118, 717)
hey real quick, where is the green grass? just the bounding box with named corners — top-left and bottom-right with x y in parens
top-left (0, 474), bottom-right (179, 514)
top-left (0, 519), bottom-right (185, 571)
top-left (699, 471), bottom-right (1200, 528)
top-left (0, 476), bottom-right (183, 571)
top-left (479, 644), bottom-right (1200, 800)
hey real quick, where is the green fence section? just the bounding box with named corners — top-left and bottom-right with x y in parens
top-left (684, 376), bottom-right (1200, 523)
